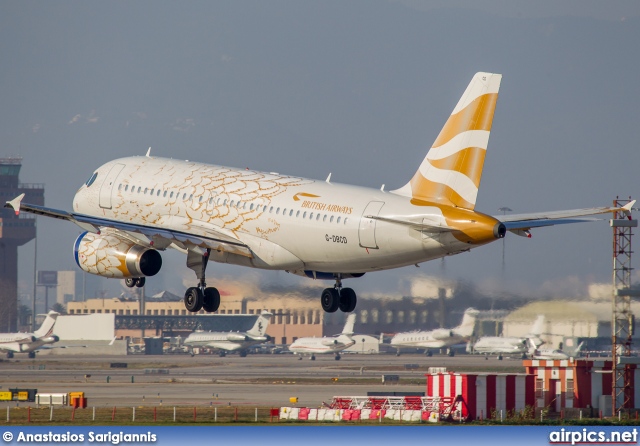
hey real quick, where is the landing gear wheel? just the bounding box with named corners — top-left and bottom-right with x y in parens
top-left (219, 351), bottom-right (226, 357)
top-left (7, 351), bottom-right (14, 359)
top-left (184, 287), bottom-right (203, 312)
top-left (321, 288), bottom-right (340, 313)
top-left (338, 288), bottom-right (357, 312)
top-left (335, 354), bottom-right (341, 361)
top-left (28, 352), bottom-right (36, 359)
top-left (239, 350), bottom-right (247, 358)
top-left (426, 351), bottom-right (433, 357)
top-left (203, 287), bottom-right (220, 313)
top-left (310, 355), bottom-right (316, 361)
top-left (135, 277), bottom-right (145, 288)
top-left (125, 278), bottom-right (136, 288)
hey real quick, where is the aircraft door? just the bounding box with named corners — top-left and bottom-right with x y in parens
top-left (99, 163), bottom-right (125, 209)
top-left (359, 201), bottom-right (384, 249)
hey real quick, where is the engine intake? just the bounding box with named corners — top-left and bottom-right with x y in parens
top-left (74, 232), bottom-right (162, 278)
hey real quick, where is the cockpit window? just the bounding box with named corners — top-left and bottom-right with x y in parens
top-left (85, 172), bottom-right (98, 187)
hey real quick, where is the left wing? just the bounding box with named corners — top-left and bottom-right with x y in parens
top-left (495, 201), bottom-right (635, 237)
top-left (5, 194), bottom-right (253, 258)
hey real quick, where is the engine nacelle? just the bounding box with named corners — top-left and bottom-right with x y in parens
top-left (430, 329), bottom-right (454, 340)
top-left (42, 335), bottom-right (60, 344)
top-left (74, 232), bottom-right (162, 278)
top-left (227, 334), bottom-right (249, 342)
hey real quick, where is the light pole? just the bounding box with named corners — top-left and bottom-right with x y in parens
top-left (498, 207), bottom-right (512, 270)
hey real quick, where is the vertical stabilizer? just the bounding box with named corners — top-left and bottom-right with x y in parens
top-left (454, 308), bottom-right (478, 337)
top-left (341, 313), bottom-right (356, 336)
top-left (34, 311), bottom-right (59, 338)
top-left (392, 72), bottom-right (502, 210)
top-left (247, 311), bottom-right (272, 337)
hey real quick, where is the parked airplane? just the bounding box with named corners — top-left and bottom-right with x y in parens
top-left (527, 339), bottom-right (584, 360)
top-left (184, 311), bottom-right (272, 357)
top-left (390, 308), bottom-right (478, 356)
top-left (0, 311), bottom-right (59, 358)
top-left (6, 73), bottom-right (635, 315)
top-left (471, 315), bottom-right (545, 359)
top-left (289, 313), bottom-right (356, 360)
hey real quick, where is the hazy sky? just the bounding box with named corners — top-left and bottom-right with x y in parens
top-left (1, 1), bottom-right (639, 302)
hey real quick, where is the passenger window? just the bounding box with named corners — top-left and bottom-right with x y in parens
top-left (303, 212), bottom-right (307, 218)
top-left (344, 218), bottom-right (348, 224)
top-left (163, 191), bottom-right (166, 197)
top-left (144, 188), bottom-right (148, 194)
top-left (250, 203), bottom-right (254, 210)
top-left (330, 216), bottom-right (334, 223)
top-left (276, 207), bottom-right (280, 214)
top-left (337, 217), bottom-right (341, 223)
top-left (310, 212), bottom-right (314, 219)
top-left (323, 215), bottom-right (327, 222)
top-left (137, 187), bottom-right (141, 193)
top-left (183, 193), bottom-right (187, 200)
top-left (296, 211), bottom-right (300, 217)
top-left (118, 184), bottom-right (122, 190)
top-left (150, 189), bottom-right (154, 195)
top-left (125, 185), bottom-right (129, 192)
top-left (316, 214), bottom-right (320, 221)
top-left (170, 192), bottom-right (174, 198)
top-left (230, 200), bottom-right (235, 207)
top-left (189, 194), bottom-right (193, 201)
top-left (199, 196), bottom-right (203, 203)
top-left (269, 206), bottom-right (273, 213)
top-left (289, 209), bottom-right (293, 216)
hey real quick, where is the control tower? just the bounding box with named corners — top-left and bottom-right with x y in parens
top-left (0, 158), bottom-right (44, 332)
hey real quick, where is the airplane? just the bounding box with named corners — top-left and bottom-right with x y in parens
top-left (390, 308), bottom-right (478, 356)
top-left (289, 313), bottom-right (356, 360)
top-left (5, 72), bottom-right (635, 316)
top-left (471, 315), bottom-right (545, 359)
top-left (0, 311), bottom-right (60, 358)
top-left (527, 339), bottom-right (585, 360)
top-left (183, 311), bottom-right (272, 357)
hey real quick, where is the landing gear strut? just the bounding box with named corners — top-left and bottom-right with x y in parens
top-left (184, 248), bottom-right (220, 313)
top-left (320, 276), bottom-right (357, 313)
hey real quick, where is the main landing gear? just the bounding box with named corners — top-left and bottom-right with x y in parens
top-left (320, 276), bottom-right (357, 313)
top-left (183, 248), bottom-right (221, 313)
top-left (124, 277), bottom-right (146, 288)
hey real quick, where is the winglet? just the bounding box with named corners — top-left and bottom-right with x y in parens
top-left (622, 200), bottom-right (636, 218)
top-left (6, 193), bottom-right (25, 216)
top-left (146, 147), bottom-right (152, 157)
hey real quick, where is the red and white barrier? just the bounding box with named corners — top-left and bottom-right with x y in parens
top-left (426, 372), bottom-right (535, 420)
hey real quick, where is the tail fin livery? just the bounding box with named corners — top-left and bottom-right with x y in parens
top-left (341, 313), bottom-right (356, 337)
top-left (393, 72), bottom-right (502, 210)
top-left (34, 311), bottom-right (59, 338)
top-left (247, 311), bottom-right (272, 337)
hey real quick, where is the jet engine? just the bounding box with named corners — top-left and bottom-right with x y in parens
top-left (430, 329), bottom-right (454, 340)
top-left (74, 232), bottom-right (162, 278)
top-left (42, 335), bottom-right (60, 344)
top-left (227, 334), bottom-right (249, 342)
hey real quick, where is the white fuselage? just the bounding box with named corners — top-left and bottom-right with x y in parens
top-left (472, 336), bottom-right (527, 354)
top-left (184, 332), bottom-right (267, 352)
top-left (390, 330), bottom-right (467, 350)
top-left (0, 333), bottom-right (56, 354)
top-left (73, 156), bottom-right (500, 276)
top-left (288, 336), bottom-right (355, 355)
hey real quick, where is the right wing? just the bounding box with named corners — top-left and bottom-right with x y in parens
top-left (5, 194), bottom-right (252, 258)
top-left (495, 201), bottom-right (635, 237)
